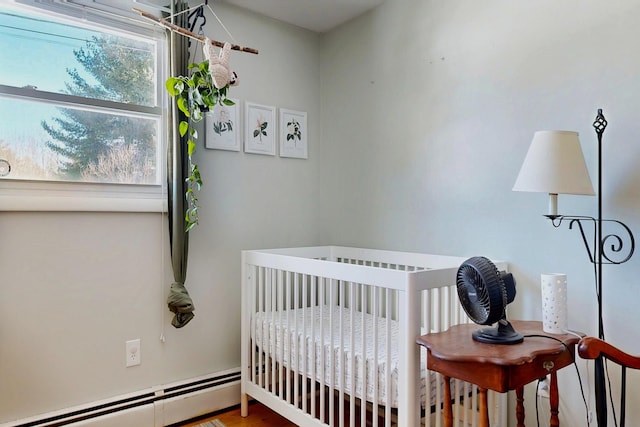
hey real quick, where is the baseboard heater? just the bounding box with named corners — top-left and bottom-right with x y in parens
top-left (4, 369), bottom-right (241, 427)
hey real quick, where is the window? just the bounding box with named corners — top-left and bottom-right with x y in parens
top-left (0, 2), bottom-right (166, 211)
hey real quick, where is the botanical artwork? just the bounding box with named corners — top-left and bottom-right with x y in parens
top-left (253, 117), bottom-right (268, 140)
top-left (286, 118), bottom-right (301, 141)
top-left (205, 99), bottom-right (240, 151)
top-left (245, 102), bottom-right (276, 155)
top-left (279, 109), bottom-right (308, 159)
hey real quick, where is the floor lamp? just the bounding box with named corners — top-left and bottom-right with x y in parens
top-left (513, 109), bottom-right (635, 427)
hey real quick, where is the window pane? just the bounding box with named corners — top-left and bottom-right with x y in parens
top-left (0, 97), bottom-right (160, 185)
top-left (0, 7), bottom-right (157, 107)
top-left (0, 3), bottom-right (164, 193)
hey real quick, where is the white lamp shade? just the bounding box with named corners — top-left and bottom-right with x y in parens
top-left (513, 130), bottom-right (595, 196)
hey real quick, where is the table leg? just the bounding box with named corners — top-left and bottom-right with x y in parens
top-left (516, 386), bottom-right (525, 427)
top-left (478, 387), bottom-right (489, 427)
top-left (443, 375), bottom-right (453, 427)
top-left (550, 372), bottom-right (560, 427)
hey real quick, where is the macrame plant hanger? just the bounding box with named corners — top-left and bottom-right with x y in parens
top-left (138, 1), bottom-right (257, 328)
top-left (187, 1), bottom-right (206, 43)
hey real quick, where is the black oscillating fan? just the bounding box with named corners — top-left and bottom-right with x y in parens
top-left (456, 256), bottom-right (523, 344)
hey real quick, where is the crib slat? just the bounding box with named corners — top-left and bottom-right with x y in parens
top-left (372, 286), bottom-right (379, 427)
top-left (360, 285), bottom-right (367, 427)
top-left (285, 272), bottom-right (292, 405)
top-left (454, 379), bottom-right (460, 423)
top-left (339, 280), bottom-right (345, 427)
top-left (310, 276), bottom-right (317, 421)
top-left (443, 286), bottom-right (451, 332)
top-left (473, 386), bottom-right (479, 427)
top-left (422, 289), bottom-right (431, 427)
top-left (463, 381), bottom-right (470, 426)
top-left (433, 287), bottom-right (441, 333)
top-left (384, 287), bottom-right (392, 427)
top-left (257, 267), bottom-right (264, 389)
top-left (293, 273), bottom-right (300, 409)
top-left (328, 278), bottom-right (335, 427)
top-left (277, 270), bottom-right (284, 400)
top-left (349, 282), bottom-right (356, 427)
top-left (302, 274), bottom-right (308, 415)
top-left (249, 266), bottom-right (257, 388)
top-left (319, 277), bottom-right (325, 424)
top-left (269, 269), bottom-right (276, 393)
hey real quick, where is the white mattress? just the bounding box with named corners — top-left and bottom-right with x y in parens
top-left (252, 305), bottom-right (439, 408)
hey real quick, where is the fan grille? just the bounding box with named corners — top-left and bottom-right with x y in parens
top-left (456, 256), bottom-right (506, 325)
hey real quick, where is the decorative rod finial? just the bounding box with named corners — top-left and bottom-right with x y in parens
top-left (593, 108), bottom-right (607, 136)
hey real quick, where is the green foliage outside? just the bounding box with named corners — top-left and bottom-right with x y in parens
top-left (41, 35), bottom-right (156, 183)
top-left (39, 32), bottom-right (235, 231)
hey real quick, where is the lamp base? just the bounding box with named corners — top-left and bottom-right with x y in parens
top-left (472, 321), bottom-right (524, 345)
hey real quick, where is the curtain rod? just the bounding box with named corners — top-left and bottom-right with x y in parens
top-left (132, 8), bottom-right (259, 55)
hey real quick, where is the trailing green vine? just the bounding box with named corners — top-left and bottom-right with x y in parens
top-left (166, 60), bottom-right (234, 232)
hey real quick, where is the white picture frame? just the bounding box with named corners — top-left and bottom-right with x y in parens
top-left (279, 108), bottom-right (308, 159)
top-left (244, 102), bottom-right (276, 156)
top-left (205, 99), bottom-right (241, 151)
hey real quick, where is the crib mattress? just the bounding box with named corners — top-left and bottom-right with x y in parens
top-left (252, 305), bottom-right (438, 408)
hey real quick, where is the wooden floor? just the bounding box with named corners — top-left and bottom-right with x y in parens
top-left (177, 402), bottom-right (296, 427)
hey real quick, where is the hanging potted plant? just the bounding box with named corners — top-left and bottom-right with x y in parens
top-left (165, 40), bottom-right (236, 231)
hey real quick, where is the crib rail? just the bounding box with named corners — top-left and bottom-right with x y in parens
top-left (241, 247), bottom-right (507, 427)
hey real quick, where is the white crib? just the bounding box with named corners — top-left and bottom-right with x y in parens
top-left (241, 246), bottom-right (508, 427)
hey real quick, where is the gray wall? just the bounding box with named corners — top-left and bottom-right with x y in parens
top-left (0, 2), bottom-right (321, 422)
top-left (319, 0), bottom-right (640, 424)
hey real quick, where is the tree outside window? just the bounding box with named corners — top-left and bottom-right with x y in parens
top-left (0, 6), bottom-right (161, 186)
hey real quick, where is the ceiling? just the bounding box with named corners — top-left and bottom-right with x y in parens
top-left (221, 0), bottom-right (383, 33)
top-left (62, 0), bottom-right (382, 34)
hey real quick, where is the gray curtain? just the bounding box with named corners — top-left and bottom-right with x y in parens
top-left (166, 0), bottom-right (194, 328)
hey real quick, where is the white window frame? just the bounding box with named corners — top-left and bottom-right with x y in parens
top-left (0, 1), bottom-right (168, 212)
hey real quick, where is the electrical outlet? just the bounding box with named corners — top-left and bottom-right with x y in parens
top-left (126, 339), bottom-right (141, 367)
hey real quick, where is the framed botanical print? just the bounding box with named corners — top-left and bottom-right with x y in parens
top-left (244, 102), bottom-right (276, 156)
top-left (279, 108), bottom-right (308, 159)
top-left (205, 99), bottom-right (240, 151)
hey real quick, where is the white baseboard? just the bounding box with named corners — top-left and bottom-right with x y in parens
top-left (159, 379), bottom-right (240, 427)
top-left (2, 369), bottom-right (241, 427)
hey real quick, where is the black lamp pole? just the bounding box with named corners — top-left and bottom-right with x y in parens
top-left (593, 109), bottom-right (608, 427)
top-left (546, 109), bottom-right (634, 427)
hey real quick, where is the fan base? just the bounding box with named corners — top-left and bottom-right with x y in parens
top-left (472, 324), bottom-right (524, 345)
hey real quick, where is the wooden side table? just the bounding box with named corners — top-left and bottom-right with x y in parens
top-left (416, 320), bottom-right (581, 427)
